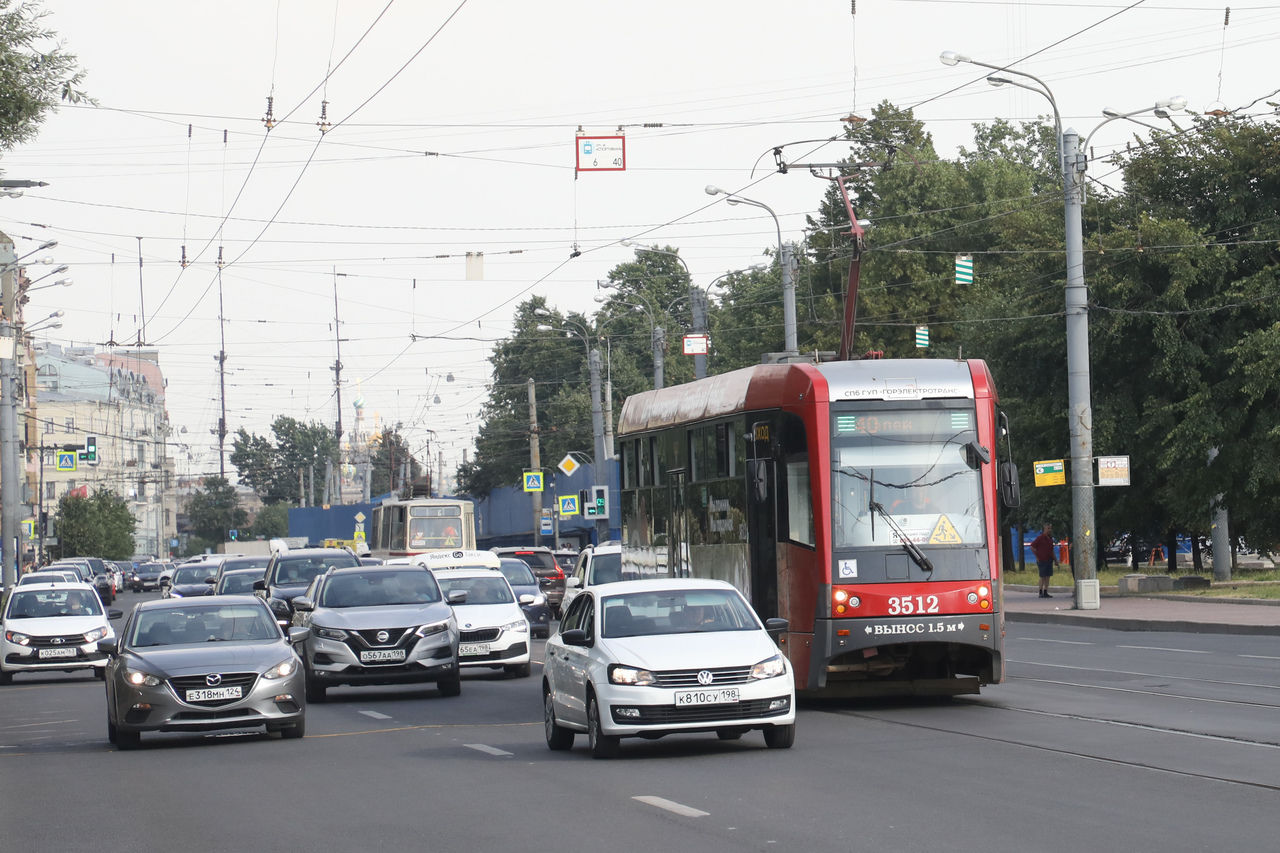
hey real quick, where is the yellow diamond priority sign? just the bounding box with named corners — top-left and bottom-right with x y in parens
top-left (558, 454), bottom-right (580, 477)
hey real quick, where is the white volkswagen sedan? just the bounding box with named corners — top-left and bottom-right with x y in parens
top-left (542, 578), bottom-right (796, 758)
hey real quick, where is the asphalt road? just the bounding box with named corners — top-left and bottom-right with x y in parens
top-left (2, 591), bottom-right (1277, 853)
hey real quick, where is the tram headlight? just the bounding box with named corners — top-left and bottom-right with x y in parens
top-left (967, 592), bottom-right (979, 605)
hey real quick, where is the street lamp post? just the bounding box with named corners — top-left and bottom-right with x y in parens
top-left (594, 294), bottom-right (665, 390)
top-left (704, 186), bottom-right (797, 357)
top-left (620, 242), bottom-right (711, 379)
top-left (941, 50), bottom-right (1185, 611)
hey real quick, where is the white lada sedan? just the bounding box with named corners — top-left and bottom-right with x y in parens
top-left (542, 578), bottom-right (795, 758)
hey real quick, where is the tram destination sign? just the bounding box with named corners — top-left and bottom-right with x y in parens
top-left (834, 409), bottom-right (973, 437)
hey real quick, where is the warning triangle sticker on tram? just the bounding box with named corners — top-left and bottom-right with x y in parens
top-left (928, 514), bottom-right (963, 545)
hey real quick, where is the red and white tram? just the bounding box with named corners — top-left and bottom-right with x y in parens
top-left (615, 358), bottom-right (1019, 696)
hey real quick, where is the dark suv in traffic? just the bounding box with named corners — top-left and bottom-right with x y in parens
top-left (254, 548), bottom-right (361, 627)
top-left (490, 546), bottom-right (563, 616)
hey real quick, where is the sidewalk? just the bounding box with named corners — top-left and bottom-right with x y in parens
top-left (1003, 584), bottom-right (1280, 636)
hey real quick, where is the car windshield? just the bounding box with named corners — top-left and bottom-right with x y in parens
top-left (129, 604), bottom-right (279, 646)
top-left (137, 563), bottom-right (163, 575)
top-left (319, 570), bottom-right (442, 607)
top-left (600, 589), bottom-right (760, 638)
top-left (589, 552), bottom-right (623, 585)
top-left (437, 576), bottom-right (514, 605)
top-left (498, 561), bottom-right (536, 587)
top-left (173, 566), bottom-right (218, 585)
top-left (273, 554), bottom-right (358, 586)
top-left (216, 571), bottom-right (263, 595)
top-left (19, 573), bottom-right (74, 585)
top-left (6, 588), bottom-right (104, 619)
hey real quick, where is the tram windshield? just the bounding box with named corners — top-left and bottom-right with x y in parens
top-left (407, 510), bottom-right (464, 550)
top-left (831, 406), bottom-right (986, 548)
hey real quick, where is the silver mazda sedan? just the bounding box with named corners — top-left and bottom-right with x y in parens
top-left (102, 596), bottom-right (308, 749)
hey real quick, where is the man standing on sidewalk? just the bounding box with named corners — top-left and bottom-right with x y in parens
top-left (1031, 523), bottom-right (1059, 598)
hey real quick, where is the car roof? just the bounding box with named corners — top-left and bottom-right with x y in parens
top-left (491, 545), bottom-right (552, 554)
top-left (10, 581), bottom-right (96, 591)
top-left (274, 548), bottom-right (354, 558)
top-left (327, 564), bottom-right (429, 575)
top-left (432, 566), bottom-right (508, 579)
top-left (416, 549), bottom-right (501, 570)
top-left (585, 578), bottom-right (737, 596)
top-left (135, 594), bottom-right (266, 612)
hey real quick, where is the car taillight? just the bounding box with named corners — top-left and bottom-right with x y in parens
top-left (550, 567), bottom-right (564, 579)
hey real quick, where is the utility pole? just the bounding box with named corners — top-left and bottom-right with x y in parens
top-left (1, 233), bottom-right (19, 588)
top-left (652, 326), bottom-right (665, 390)
top-left (331, 269), bottom-right (345, 503)
top-left (1062, 129), bottom-right (1099, 609)
top-left (692, 289), bottom-right (709, 379)
top-left (781, 243), bottom-right (797, 356)
top-left (528, 378), bottom-right (542, 546)
top-left (216, 247), bottom-right (227, 478)
top-left (588, 350), bottom-right (608, 544)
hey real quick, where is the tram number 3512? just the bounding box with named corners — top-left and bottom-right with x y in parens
top-left (886, 595), bottom-right (940, 615)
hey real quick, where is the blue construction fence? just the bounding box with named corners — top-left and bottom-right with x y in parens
top-left (1014, 529), bottom-right (1196, 565)
top-left (473, 460), bottom-right (619, 550)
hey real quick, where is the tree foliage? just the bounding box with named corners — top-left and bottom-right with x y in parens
top-left (0, 1), bottom-right (92, 151)
top-left (186, 477), bottom-right (247, 544)
top-left (56, 489), bottom-right (134, 559)
top-left (230, 416), bottom-right (338, 504)
top-left (368, 427), bottom-right (423, 497)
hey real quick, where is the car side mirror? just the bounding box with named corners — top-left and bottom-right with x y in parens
top-left (518, 594), bottom-right (535, 605)
top-left (566, 577), bottom-right (581, 588)
top-left (252, 579), bottom-right (267, 592)
top-left (560, 628), bottom-right (591, 647)
top-left (99, 638), bottom-right (117, 654)
top-left (203, 576), bottom-right (217, 584)
top-left (287, 626), bottom-right (311, 644)
top-left (292, 596), bottom-right (314, 612)
top-left (447, 589), bottom-right (468, 605)
top-left (107, 609), bottom-right (124, 620)
top-left (764, 617), bottom-right (789, 639)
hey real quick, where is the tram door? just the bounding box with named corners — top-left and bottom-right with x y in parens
top-left (667, 469), bottom-right (690, 578)
top-left (745, 420), bottom-right (778, 616)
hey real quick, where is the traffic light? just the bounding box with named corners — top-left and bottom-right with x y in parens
top-left (84, 435), bottom-right (97, 464)
top-left (579, 489), bottom-right (594, 517)
top-left (592, 485), bottom-right (608, 519)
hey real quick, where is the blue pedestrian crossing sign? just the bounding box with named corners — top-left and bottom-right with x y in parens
top-left (56, 451), bottom-right (77, 472)
top-left (558, 495), bottom-right (579, 516)
top-left (522, 470), bottom-right (544, 492)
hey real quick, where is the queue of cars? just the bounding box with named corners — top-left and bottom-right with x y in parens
top-left (3, 543), bottom-right (797, 759)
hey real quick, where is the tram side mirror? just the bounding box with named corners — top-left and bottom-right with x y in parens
top-left (999, 461), bottom-right (1021, 508)
top-left (965, 440), bottom-right (991, 468)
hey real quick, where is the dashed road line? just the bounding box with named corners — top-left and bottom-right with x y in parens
top-left (464, 743), bottom-right (513, 756)
top-left (1117, 645), bottom-right (1211, 654)
top-left (632, 796), bottom-right (709, 818)
top-left (359, 710), bottom-right (392, 720)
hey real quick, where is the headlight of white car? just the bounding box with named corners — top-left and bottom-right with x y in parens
top-left (414, 619), bottom-right (450, 638)
top-left (750, 654), bottom-right (787, 680)
top-left (4, 629), bottom-right (31, 646)
top-left (501, 619), bottom-right (529, 633)
top-left (609, 664), bottom-right (656, 686)
top-left (314, 626), bottom-right (347, 641)
top-left (125, 669), bottom-right (162, 687)
top-left (262, 658), bottom-right (299, 680)
top-left (83, 626), bottom-right (109, 643)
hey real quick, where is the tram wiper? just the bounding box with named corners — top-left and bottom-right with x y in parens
top-left (869, 501), bottom-right (935, 574)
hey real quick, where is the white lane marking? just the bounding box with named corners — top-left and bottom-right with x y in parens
top-left (464, 743), bottom-right (513, 757)
top-left (1239, 654), bottom-right (1280, 661)
top-left (632, 796), bottom-right (710, 818)
top-left (1011, 660), bottom-right (1280, 692)
top-left (1021, 638), bottom-right (1093, 645)
top-left (359, 710), bottom-right (392, 720)
top-left (1117, 645), bottom-right (1211, 654)
top-left (0, 719), bottom-right (79, 730)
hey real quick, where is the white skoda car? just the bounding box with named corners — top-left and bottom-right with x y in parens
top-left (542, 578), bottom-right (796, 758)
top-left (431, 567), bottom-right (532, 678)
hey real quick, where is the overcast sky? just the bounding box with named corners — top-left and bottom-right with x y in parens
top-left (3, 0), bottom-right (1275, 485)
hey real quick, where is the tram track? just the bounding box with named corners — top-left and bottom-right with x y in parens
top-left (828, 701), bottom-right (1280, 793)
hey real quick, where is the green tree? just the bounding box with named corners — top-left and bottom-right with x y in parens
top-left (56, 489), bottom-right (135, 559)
top-left (186, 477), bottom-right (247, 544)
top-left (249, 502), bottom-right (289, 539)
top-left (230, 416), bottom-right (338, 504)
top-left (368, 427), bottom-right (422, 497)
top-left (0, 1), bottom-right (92, 151)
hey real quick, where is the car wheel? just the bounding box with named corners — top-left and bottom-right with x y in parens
top-left (544, 689), bottom-right (574, 750)
top-left (0, 668), bottom-right (12, 686)
top-left (280, 717), bottom-right (306, 739)
top-left (107, 715), bottom-right (118, 745)
top-left (304, 678), bottom-right (326, 703)
top-left (763, 723), bottom-right (796, 749)
top-left (587, 695), bottom-right (619, 759)
top-left (116, 728), bottom-right (141, 750)
top-left (438, 675), bottom-right (462, 697)
top-left (504, 663), bottom-right (531, 678)
top-left (716, 728), bottom-right (746, 740)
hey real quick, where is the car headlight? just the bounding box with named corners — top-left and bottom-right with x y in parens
top-left (750, 654), bottom-right (787, 680)
top-left (130, 574), bottom-right (140, 581)
top-left (501, 619), bottom-right (529, 634)
top-left (609, 664), bottom-right (656, 686)
top-left (124, 669), bottom-right (162, 687)
top-left (263, 658), bottom-right (299, 680)
top-left (314, 626), bottom-right (347, 641)
top-left (414, 620), bottom-right (450, 638)
top-left (83, 626), bottom-right (109, 643)
top-left (169, 590), bottom-right (183, 598)
top-left (4, 630), bottom-right (31, 646)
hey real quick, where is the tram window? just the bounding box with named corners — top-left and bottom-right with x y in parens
top-left (652, 436), bottom-right (665, 482)
top-left (639, 438), bottom-right (652, 487)
top-left (623, 441), bottom-right (637, 489)
top-left (690, 426), bottom-right (715, 482)
top-left (388, 506), bottom-right (406, 550)
top-left (715, 423), bottom-right (730, 478)
top-left (785, 460), bottom-right (815, 547)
